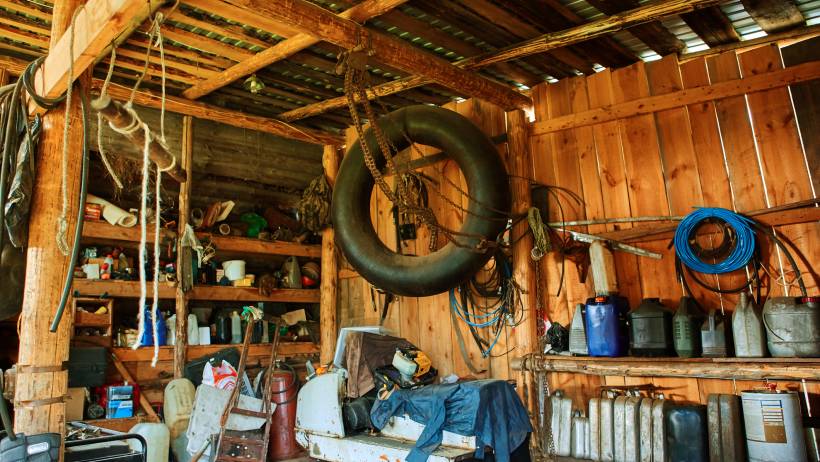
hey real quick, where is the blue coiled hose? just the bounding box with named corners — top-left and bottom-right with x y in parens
top-left (674, 207), bottom-right (756, 274)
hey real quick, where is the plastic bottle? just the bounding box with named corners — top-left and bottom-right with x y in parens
top-left (673, 296), bottom-right (703, 358)
top-left (187, 313), bottom-right (199, 346)
top-left (129, 423), bottom-right (170, 462)
top-left (164, 378), bottom-right (196, 440)
top-left (214, 313), bottom-right (230, 344)
top-left (166, 314), bottom-right (176, 346)
top-left (230, 311), bottom-right (242, 344)
top-left (732, 292), bottom-right (767, 357)
top-left (101, 254), bottom-right (114, 280)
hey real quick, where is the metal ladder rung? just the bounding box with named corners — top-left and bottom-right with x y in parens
top-left (219, 435), bottom-right (265, 446)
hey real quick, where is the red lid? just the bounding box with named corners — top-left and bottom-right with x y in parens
top-left (801, 296), bottom-right (819, 303)
top-left (594, 296), bottom-right (607, 303)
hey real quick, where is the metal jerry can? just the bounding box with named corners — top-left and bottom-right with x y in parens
top-left (666, 404), bottom-right (709, 462)
top-left (550, 390), bottom-right (573, 457)
top-left (572, 410), bottom-right (591, 459)
top-left (613, 392), bottom-right (641, 462)
top-left (629, 298), bottom-right (674, 356)
top-left (707, 394), bottom-right (746, 462)
top-left (569, 303), bottom-right (589, 356)
top-left (733, 292), bottom-right (767, 357)
top-left (762, 296), bottom-right (820, 358)
top-left (701, 309), bottom-right (729, 358)
top-left (673, 296), bottom-right (703, 358)
top-left (590, 391), bottom-right (617, 461)
top-left (742, 389), bottom-right (808, 462)
top-left (639, 394), bottom-right (667, 462)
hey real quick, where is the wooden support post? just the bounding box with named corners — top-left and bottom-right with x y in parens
top-left (506, 110), bottom-right (536, 404)
top-left (174, 116), bottom-right (194, 378)
top-left (14, 0), bottom-right (84, 438)
top-left (92, 94), bottom-right (187, 183)
top-left (320, 145), bottom-right (340, 365)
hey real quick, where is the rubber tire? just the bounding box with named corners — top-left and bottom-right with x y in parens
top-left (332, 105), bottom-right (510, 297)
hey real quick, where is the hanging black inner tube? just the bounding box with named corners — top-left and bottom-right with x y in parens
top-left (332, 105), bottom-right (510, 297)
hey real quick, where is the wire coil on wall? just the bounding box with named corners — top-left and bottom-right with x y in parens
top-left (674, 207), bottom-right (757, 275)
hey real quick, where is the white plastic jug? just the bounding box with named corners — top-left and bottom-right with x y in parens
top-left (230, 311), bottom-right (242, 344)
top-left (164, 379), bottom-right (196, 440)
top-left (187, 314), bottom-right (199, 346)
top-left (166, 315), bottom-right (176, 346)
top-left (129, 422), bottom-right (170, 462)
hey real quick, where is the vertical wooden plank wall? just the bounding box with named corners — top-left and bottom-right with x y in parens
top-left (336, 99), bottom-right (519, 380)
top-left (529, 46), bottom-right (819, 407)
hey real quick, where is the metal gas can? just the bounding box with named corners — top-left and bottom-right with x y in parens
top-left (585, 295), bottom-right (630, 357)
top-left (742, 390), bottom-right (808, 462)
top-left (639, 394), bottom-right (667, 462)
top-left (613, 393), bottom-right (641, 462)
top-left (569, 303), bottom-right (589, 356)
top-left (550, 390), bottom-right (573, 457)
top-left (701, 309), bottom-right (729, 358)
top-left (707, 394), bottom-right (746, 462)
top-left (268, 367), bottom-right (301, 460)
top-left (630, 298), bottom-right (674, 356)
top-left (666, 404), bottom-right (708, 462)
top-left (734, 292), bottom-right (767, 357)
top-left (590, 392), bottom-right (617, 462)
top-left (572, 410), bottom-right (591, 459)
top-left (763, 296), bottom-right (820, 358)
top-left (673, 296), bottom-right (703, 358)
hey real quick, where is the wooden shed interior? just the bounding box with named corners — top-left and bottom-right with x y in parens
top-left (0, 0), bottom-right (818, 460)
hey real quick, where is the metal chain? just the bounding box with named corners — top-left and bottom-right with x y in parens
top-left (341, 46), bottom-right (502, 253)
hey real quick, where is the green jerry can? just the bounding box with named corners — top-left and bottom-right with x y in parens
top-left (629, 298), bottom-right (674, 356)
top-left (673, 296), bottom-right (704, 358)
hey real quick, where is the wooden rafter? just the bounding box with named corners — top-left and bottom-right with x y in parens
top-left (741, 0), bottom-right (806, 34)
top-left (221, 0), bottom-right (532, 110)
top-left (31, 0), bottom-right (166, 111)
top-left (279, 0), bottom-right (725, 122)
top-left (585, 0), bottom-right (685, 55)
top-left (182, 0), bottom-right (409, 100)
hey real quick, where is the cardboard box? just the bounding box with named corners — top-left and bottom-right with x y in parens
top-left (106, 400), bottom-right (133, 419)
top-left (66, 388), bottom-right (86, 421)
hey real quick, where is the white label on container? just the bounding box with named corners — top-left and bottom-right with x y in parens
top-left (743, 398), bottom-right (787, 443)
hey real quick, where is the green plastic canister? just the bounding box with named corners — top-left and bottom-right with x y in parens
top-left (672, 296), bottom-right (703, 358)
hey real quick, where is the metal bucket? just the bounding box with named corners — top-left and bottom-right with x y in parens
top-left (742, 390), bottom-right (808, 462)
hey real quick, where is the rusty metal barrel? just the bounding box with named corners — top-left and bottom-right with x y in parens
top-left (268, 366), bottom-right (300, 460)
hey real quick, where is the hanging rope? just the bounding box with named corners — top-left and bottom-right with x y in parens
top-left (56, 6), bottom-right (86, 255)
top-left (96, 47), bottom-right (124, 189)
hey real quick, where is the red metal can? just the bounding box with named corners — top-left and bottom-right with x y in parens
top-left (267, 368), bottom-right (301, 460)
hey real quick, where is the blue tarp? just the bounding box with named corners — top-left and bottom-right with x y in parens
top-left (370, 380), bottom-right (532, 462)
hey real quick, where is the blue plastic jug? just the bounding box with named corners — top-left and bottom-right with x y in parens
top-left (138, 305), bottom-right (167, 347)
top-left (585, 295), bottom-right (629, 357)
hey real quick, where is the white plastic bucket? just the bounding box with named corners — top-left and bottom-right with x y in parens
top-left (222, 260), bottom-right (246, 281)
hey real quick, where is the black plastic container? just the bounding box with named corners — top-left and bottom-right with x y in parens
top-left (666, 404), bottom-right (708, 462)
top-left (67, 347), bottom-right (108, 388)
top-left (629, 298), bottom-right (674, 356)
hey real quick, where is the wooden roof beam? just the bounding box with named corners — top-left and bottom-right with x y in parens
top-left (30, 0), bottom-right (166, 113)
top-left (222, 0), bottom-right (531, 110)
top-left (279, 0), bottom-right (725, 122)
top-left (585, 0), bottom-right (685, 55)
top-left (741, 0), bottom-right (805, 34)
top-left (182, 0), bottom-right (409, 100)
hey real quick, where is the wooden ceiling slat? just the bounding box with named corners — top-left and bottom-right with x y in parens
top-left (740, 0), bottom-right (806, 34)
top-left (0, 0), bottom-right (51, 22)
top-left (159, 24), bottom-right (254, 62)
top-left (180, 0), bottom-right (408, 100)
top-left (115, 46), bottom-right (222, 79)
top-left (680, 6), bottom-right (740, 46)
top-left (0, 22), bottom-right (47, 48)
top-left (376, 10), bottom-right (542, 85)
top-left (127, 34), bottom-right (233, 69)
top-left (181, 0), bottom-right (299, 38)
top-left (167, 8), bottom-right (272, 49)
top-left (222, 0), bottom-right (531, 110)
top-left (585, 0), bottom-right (685, 56)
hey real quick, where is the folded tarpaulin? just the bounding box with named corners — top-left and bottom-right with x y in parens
top-left (370, 379), bottom-right (532, 462)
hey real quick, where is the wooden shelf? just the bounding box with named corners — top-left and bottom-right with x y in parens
top-left (514, 354), bottom-right (820, 381)
top-left (112, 342), bottom-right (319, 362)
top-left (72, 279), bottom-right (319, 303)
top-left (200, 234), bottom-right (321, 258)
top-left (81, 220), bottom-right (320, 258)
top-left (189, 285), bottom-right (320, 303)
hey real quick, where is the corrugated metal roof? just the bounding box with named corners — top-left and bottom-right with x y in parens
top-left (559, 0), bottom-right (820, 62)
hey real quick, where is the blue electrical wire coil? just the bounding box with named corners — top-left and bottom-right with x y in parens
top-left (674, 207), bottom-right (756, 274)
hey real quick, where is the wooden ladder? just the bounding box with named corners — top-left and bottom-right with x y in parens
top-left (215, 317), bottom-right (281, 462)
